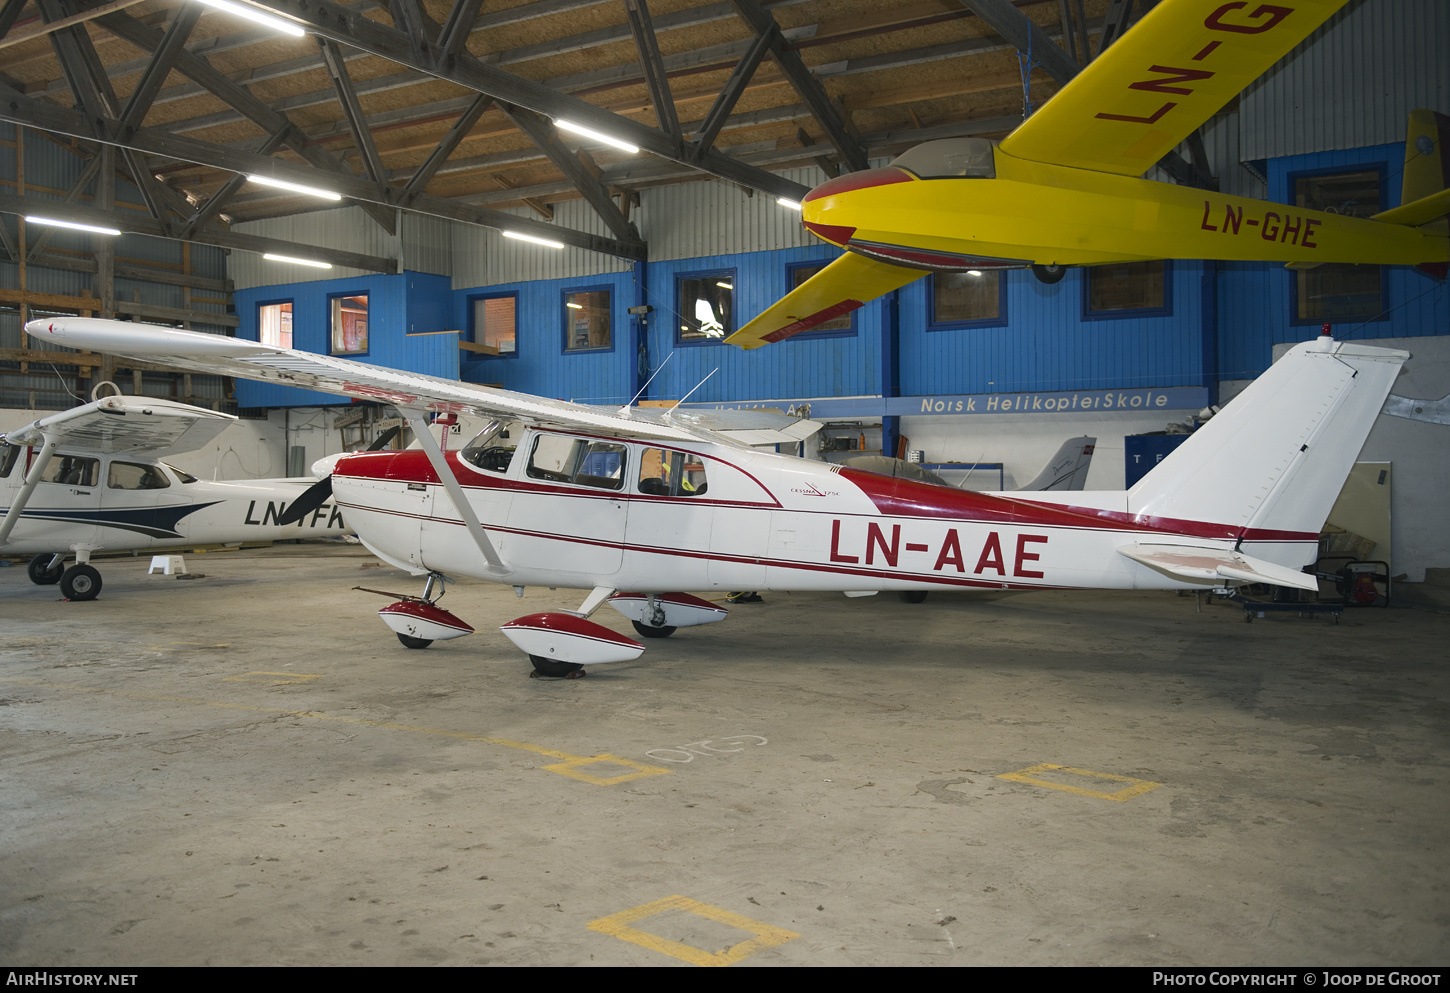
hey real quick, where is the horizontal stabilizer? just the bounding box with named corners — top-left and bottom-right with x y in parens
top-left (1372, 188), bottom-right (1450, 228)
top-left (726, 251), bottom-right (922, 350)
top-left (1118, 543), bottom-right (1318, 591)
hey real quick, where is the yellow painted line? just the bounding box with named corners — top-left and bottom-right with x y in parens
top-left (221, 671), bottom-right (322, 685)
top-left (997, 762), bottom-right (1162, 801)
top-left (587, 895), bottom-right (800, 967)
top-left (0, 676), bottom-right (671, 785)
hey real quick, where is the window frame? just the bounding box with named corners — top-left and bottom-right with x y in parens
top-left (256, 298), bottom-right (294, 349)
top-left (1287, 162), bottom-right (1389, 327)
top-left (926, 269), bottom-right (1008, 331)
top-left (674, 268), bottom-right (737, 346)
top-left (468, 291), bottom-right (520, 359)
top-left (779, 260), bottom-right (858, 340)
top-left (328, 290), bottom-right (370, 356)
top-left (561, 284), bottom-right (615, 354)
top-left (1081, 260), bottom-right (1173, 321)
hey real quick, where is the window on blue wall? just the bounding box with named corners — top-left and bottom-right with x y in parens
top-left (929, 270), bottom-right (1005, 328)
top-left (258, 301), bottom-right (292, 348)
top-left (471, 294), bottom-right (517, 355)
top-left (676, 270), bottom-right (735, 344)
top-left (329, 292), bottom-right (368, 355)
top-left (563, 287), bottom-right (612, 352)
top-left (782, 261), bottom-right (856, 338)
top-left (1084, 261), bottom-right (1170, 318)
top-left (1291, 168), bottom-right (1385, 325)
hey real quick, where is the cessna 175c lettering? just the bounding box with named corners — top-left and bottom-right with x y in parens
top-left (728, 0), bottom-right (1450, 348)
top-left (26, 318), bottom-right (1406, 678)
top-left (0, 394), bottom-right (349, 600)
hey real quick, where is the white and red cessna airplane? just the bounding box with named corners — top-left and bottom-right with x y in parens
top-left (26, 318), bottom-right (1406, 676)
top-left (1, 392), bottom-right (350, 600)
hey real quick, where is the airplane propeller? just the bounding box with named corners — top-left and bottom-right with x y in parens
top-left (277, 425), bottom-right (402, 527)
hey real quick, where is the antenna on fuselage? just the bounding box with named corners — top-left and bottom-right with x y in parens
top-left (664, 368), bottom-right (717, 419)
top-left (619, 352), bottom-right (674, 415)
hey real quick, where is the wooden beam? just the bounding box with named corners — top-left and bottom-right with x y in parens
top-left (0, 0), bottom-right (150, 52)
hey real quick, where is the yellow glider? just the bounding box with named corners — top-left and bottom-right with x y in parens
top-left (728, 0), bottom-right (1450, 350)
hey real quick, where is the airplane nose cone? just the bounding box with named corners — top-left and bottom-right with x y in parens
top-left (800, 167), bottom-right (914, 246)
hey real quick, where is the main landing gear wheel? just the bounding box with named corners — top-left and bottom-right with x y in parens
top-left (631, 620), bottom-right (677, 639)
top-left (28, 555), bottom-right (63, 586)
top-left (530, 655), bottom-right (585, 678)
top-left (898, 591), bottom-right (928, 603)
top-left (396, 633), bottom-right (433, 649)
top-left (60, 564), bottom-right (101, 601)
top-left (1031, 263), bottom-right (1066, 284)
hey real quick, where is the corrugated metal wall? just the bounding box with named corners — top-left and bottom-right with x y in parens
top-left (643, 165), bottom-right (830, 261)
top-left (450, 199), bottom-right (633, 287)
top-left (1241, 0), bottom-right (1450, 160)
top-left (231, 206), bottom-right (394, 287)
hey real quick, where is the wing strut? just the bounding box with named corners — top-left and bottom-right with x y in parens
top-left (0, 436), bottom-right (58, 546)
top-left (399, 409), bottom-right (511, 577)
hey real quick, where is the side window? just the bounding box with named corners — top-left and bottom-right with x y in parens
top-left (1084, 261), bottom-right (1170, 318)
top-left (1292, 168), bottom-right (1384, 324)
top-left (526, 436), bottom-right (626, 489)
top-left (676, 271), bottom-right (735, 343)
top-left (259, 301), bottom-right (293, 348)
top-left (0, 442), bottom-right (19, 479)
top-left (108, 461), bottom-right (171, 490)
top-left (40, 455), bottom-right (99, 487)
top-left (472, 293), bottom-right (517, 355)
top-left (638, 448), bottom-right (708, 497)
top-left (330, 292), bottom-right (369, 355)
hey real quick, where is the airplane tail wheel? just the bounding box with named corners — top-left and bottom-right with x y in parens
top-left (530, 655), bottom-right (584, 678)
top-left (60, 564), bottom-right (102, 601)
top-left (1032, 264), bottom-right (1066, 284)
top-left (397, 633), bottom-right (433, 649)
top-left (898, 591), bottom-right (928, 603)
top-left (28, 555), bottom-right (64, 586)
top-left (631, 620), bottom-right (677, 639)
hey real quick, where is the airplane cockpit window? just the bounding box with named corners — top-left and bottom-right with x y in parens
top-left (638, 448), bottom-right (708, 497)
top-left (40, 454), bottom-right (99, 487)
top-left (891, 138), bottom-right (996, 179)
top-left (460, 420), bottom-right (516, 474)
top-left (526, 435), bottom-right (626, 490)
top-left (0, 442), bottom-right (18, 479)
top-left (108, 461), bottom-right (171, 490)
top-left (161, 462), bottom-right (199, 484)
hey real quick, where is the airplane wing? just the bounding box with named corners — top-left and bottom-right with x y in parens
top-left (23, 318), bottom-right (808, 448)
top-left (3, 394), bottom-right (237, 457)
top-left (1117, 542), bottom-right (1319, 591)
top-left (998, 0), bottom-right (1350, 177)
top-left (725, 252), bottom-right (923, 350)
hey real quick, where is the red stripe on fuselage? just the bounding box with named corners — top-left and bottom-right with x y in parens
top-left (835, 468), bottom-right (1315, 544)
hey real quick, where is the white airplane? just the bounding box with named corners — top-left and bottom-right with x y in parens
top-left (1, 393), bottom-right (352, 600)
top-left (25, 318), bottom-right (1405, 676)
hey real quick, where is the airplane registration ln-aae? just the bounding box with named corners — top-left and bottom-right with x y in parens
top-left (727, 0), bottom-right (1450, 349)
top-left (0, 393), bottom-right (350, 600)
top-left (26, 318), bottom-right (1407, 678)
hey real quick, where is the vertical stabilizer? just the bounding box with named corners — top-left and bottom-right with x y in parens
top-left (1402, 109), bottom-right (1450, 233)
top-left (1128, 339), bottom-right (1407, 537)
top-left (1021, 436), bottom-right (1097, 491)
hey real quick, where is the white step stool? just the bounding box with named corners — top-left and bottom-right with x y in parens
top-left (148, 555), bottom-right (188, 576)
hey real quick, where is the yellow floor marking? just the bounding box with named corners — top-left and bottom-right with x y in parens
top-left (221, 672), bottom-right (322, 685)
top-left (587, 895), bottom-right (800, 967)
top-left (0, 676), bottom-right (670, 786)
top-left (997, 762), bottom-right (1162, 801)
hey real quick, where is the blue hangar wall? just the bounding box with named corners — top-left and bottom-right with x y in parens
top-left (233, 142), bottom-right (1447, 412)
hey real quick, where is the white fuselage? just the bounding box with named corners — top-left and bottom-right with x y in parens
top-left (332, 428), bottom-right (1314, 595)
top-left (0, 449), bottom-right (348, 557)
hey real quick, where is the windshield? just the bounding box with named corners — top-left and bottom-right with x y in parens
top-left (891, 138), bottom-right (996, 179)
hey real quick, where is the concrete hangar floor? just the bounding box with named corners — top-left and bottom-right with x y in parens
top-left (0, 543), bottom-right (1445, 967)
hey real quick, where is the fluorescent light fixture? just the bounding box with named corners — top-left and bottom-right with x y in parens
top-left (197, 0), bottom-right (305, 37)
top-left (776, 197), bottom-right (803, 210)
top-left (552, 119), bottom-right (639, 154)
top-left (503, 230), bottom-right (564, 249)
top-left (263, 253), bottom-right (333, 269)
top-left (715, 281), bottom-right (733, 290)
top-left (967, 269), bottom-right (983, 276)
top-left (247, 174), bottom-right (342, 200)
top-left (26, 215), bottom-right (121, 236)
top-left (566, 301), bottom-right (583, 310)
